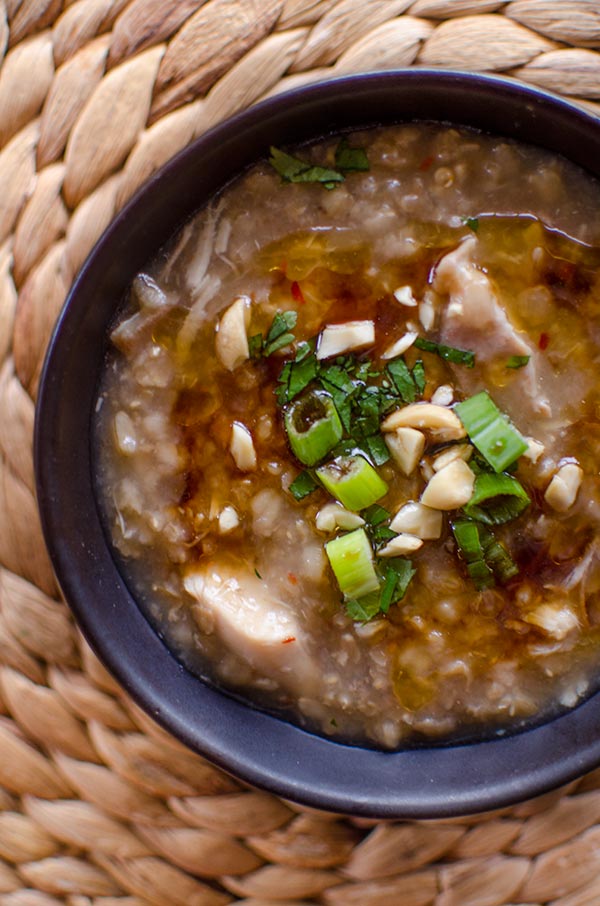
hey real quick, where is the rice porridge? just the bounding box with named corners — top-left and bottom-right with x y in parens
top-left (96, 123), bottom-right (600, 748)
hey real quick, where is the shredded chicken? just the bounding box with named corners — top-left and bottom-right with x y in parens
top-left (184, 563), bottom-right (318, 696)
top-left (433, 237), bottom-right (550, 416)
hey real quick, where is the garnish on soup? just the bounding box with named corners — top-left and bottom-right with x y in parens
top-left (97, 123), bottom-right (600, 748)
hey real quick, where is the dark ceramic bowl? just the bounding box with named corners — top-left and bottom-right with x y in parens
top-left (35, 70), bottom-right (600, 819)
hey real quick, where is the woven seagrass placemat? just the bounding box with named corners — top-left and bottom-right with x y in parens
top-left (2, 2), bottom-right (600, 904)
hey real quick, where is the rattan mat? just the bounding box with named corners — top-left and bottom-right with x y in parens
top-left (2, 1), bottom-right (600, 904)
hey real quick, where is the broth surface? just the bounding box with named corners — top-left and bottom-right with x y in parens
top-left (96, 123), bottom-right (600, 747)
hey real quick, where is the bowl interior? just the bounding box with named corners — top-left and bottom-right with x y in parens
top-left (35, 70), bottom-right (600, 818)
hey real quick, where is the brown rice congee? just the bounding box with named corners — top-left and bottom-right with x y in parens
top-left (96, 124), bottom-right (600, 748)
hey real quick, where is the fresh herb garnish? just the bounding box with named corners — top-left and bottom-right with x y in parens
top-left (464, 217), bottom-right (480, 233)
top-left (289, 470), bottom-right (319, 500)
top-left (346, 593), bottom-right (382, 622)
top-left (252, 310), bottom-right (298, 359)
top-left (452, 519), bottom-right (518, 590)
top-left (254, 568), bottom-right (263, 579)
top-left (412, 359), bottom-right (426, 395)
top-left (346, 557), bottom-right (416, 622)
top-left (361, 433), bottom-right (390, 466)
top-left (506, 355), bottom-right (530, 369)
top-left (269, 139), bottom-right (370, 189)
top-left (334, 137), bottom-right (370, 173)
top-left (268, 147), bottom-right (344, 189)
top-left (263, 310), bottom-right (297, 356)
top-left (455, 391), bottom-right (528, 472)
top-left (463, 471), bottom-right (530, 525)
top-left (414, 337), bottom-right (475, 368)
top-left (386, 356), bottom-right (418, 403)
top-left (362, 504), bottom-right (391, 526)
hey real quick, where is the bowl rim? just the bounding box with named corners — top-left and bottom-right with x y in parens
top-left (35, 68), bottom-right (600, 819)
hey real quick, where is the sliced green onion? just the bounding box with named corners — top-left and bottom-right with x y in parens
top-left (452, 520), bottom-right (494, 590)
top-left (463, 472), bottom-right (530, 524)
top-left (284, 389), bottom-right (343, 466)
top-left (289, 470), bottom-right (319, 500)
top-left (455, 391), bottom-right (528, 472)
top-left (325, 528), bottom-right (380, 599)
top-left (317, 454), bottom-right (388, 511)
top-left (452, 520), bottom-right (518, 589)
top-left (414, 337), bottom-right (475, 368)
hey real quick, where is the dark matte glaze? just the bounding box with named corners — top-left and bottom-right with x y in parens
top-left (35, 70), bottom-right (600, 818)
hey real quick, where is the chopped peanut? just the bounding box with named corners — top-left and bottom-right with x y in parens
top-left (393, 285), bottom-right (417, 307)
top-left (315, 503), bottom-right (365, 533)
top-left (544, 462), bottom-right (583, 512)
top-left (378, 534), bottom-right (424, 557)
top-left (420, 459), bottom-right (475, 510)
top-left (384, 426), bottom-right (425, 476)
top-left (381, 330), bottom-right (418, 360)
top-left (432, 444), bottom-right (472, 472)
top-left (316, 320), bottom-right (374, 359)
top-left (382, 402), bottom-right (466, 442)
top-left (390, 502), bottom-right (442, 539)
top-left (230, 421), bottom-right (257, 471)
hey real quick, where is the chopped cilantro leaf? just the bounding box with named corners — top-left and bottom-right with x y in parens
top-left (412, 359), bottom-right (426, 394)
top-left (464, 217), bottom-right (480, 232)
top-left (362, 433), bottom-right (390, 466)
top-left (287, 354), bottom-right (319, 400)
top-left (269, 146), bottom-right (344, 187)
top-left (248, 333), bottom-right (263, 358)
top-left (362, 504), bottom-right (390, 526)
top-left (289, 470), bottom-right (319, 500)
top-left (386, 357), bottom-right (417, 402)
top-left (266, 310), bottom-right (297, 344)
top-left (414, 337), bottom-right (475, 368)
top-left (264, 331), bottom-right (295, 357)
top-left (346, 592), bottom-right (382, 622)
top-left (334, 137), bottom-right (370, 173)
top-left (371, 525), bottom-right (397, 547)
top-left (379, 567), bottom-right (399, 614)
top-left (506, 355), bottom-right (530, 369)
top-left (386, 557), bottom-right (417, 601)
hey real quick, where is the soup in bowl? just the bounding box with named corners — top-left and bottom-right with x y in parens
top-left (35, 71), bottom-right (600, 817)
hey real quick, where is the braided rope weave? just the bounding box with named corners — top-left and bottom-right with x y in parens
top-left (1, 1), bottom-right (600, 903)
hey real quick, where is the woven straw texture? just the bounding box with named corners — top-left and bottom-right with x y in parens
top-left (2, 1), bottom-right (600, 903)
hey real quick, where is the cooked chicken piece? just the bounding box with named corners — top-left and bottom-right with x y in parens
top-left (184, 564), bottom-right (318, 695)
top-left (215, 295), bottom-right (251, 371)
top-left (433, 237), bottom-right (550, 416)
top-left (111, 275), bottom-right (174, 355)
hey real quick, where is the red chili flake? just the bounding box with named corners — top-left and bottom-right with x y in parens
top-left (538, 332), bottom-right (550, 350)
top-left (291, 281), bottom-right (305, 304)
top-left (282, 637), bottom-right (296, 644)
top-left (287, 572), bottom-right (298, 585)
top-left (419, 155), bottom-right (434, 172)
